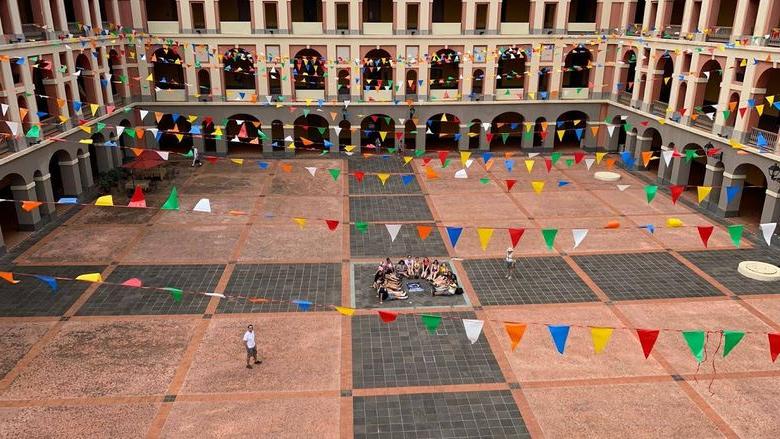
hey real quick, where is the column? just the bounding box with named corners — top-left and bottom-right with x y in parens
top-left (655, 0), bottom-right (671, 34)
top-left (753, 0), bottom-right (774, 39)
top-left (350, 125), bottom-right (361, 153)
top-left (94, 141), bottom-right (115, 173)
top-left (252, 0), bottom-right (264, 33)
top-left (666, 55), bottom-right (684, 121)
top-left (731, 0), bottom-right (751, 38)
top-left (732, 61), bottom-right (759, 141)
top-left (183, 43), bottom-right (198, 101)
top-left (78, 151), bottom-right (95, 189)
top-left (599, 0), bottom-right (612, 33)
top-left (110, 0), bottom-right (121, 27)
top-left (179, 0), bottom-right (193, 33)
top-left (669, 154), bottom-right (692, 186)
top-left (458, 124), bottom-right (468, 150)
top-left (696, 0), bottom-right (714, 41)
top-left (53, 0), bottom-right (70, 33)
top-left (418, 0), bottom-right (430, 34)
top-left (19, 60), bottom-right (41, 141)
top-left (528, 44), bottom-right (540, 98)
top-left (277, 0), bottom-right (289, 33)
top-left (761, 189), bottom-right (780, 224)
top-left (397, 0), bottom-right (407, 33)
top-left (584, 121), bottom-right (602, 151)
top-left (59, 159), bottom-right (84, 197)
top-left (531, 0), bottom-right (545, 34)
top-left (633, 134), bottom-right (652, 170)
top-left (486, 0), bottom-right (499, 34)
top-left (0, 63), bottom-right (27, 150)
top-left (204, 0), bottom-right (218, 32)
top-left (91, 0), bottom-right (105, 31)
top-left (702, 161), bottom-right (724, 211)
top-left (716, 171), bottom-right (747, 217)
top-left (593, 46), bottom-right (608, 99)
top-left (555, 0), bottom-right (569, 34)
top-left (38, 0), bottom-right (57, 39)
top-left (415, 123), bottom-right (426, 152)
top-left (630, 65), bottom-right (643, 107)
top-left (11, 182), bottom-right (42, 230)
top-left (549, 44), bottom-right (563, 98)
top-left (464, 0), bottom-right (476, 33)
top-left (483, 43), bottom-right (496, 100)
top-left (681, 0), bottom-right (695, 34)
top-left (642, 0), bottom-right (654, 32)
top-left (5, 0), bottom-right (24, 40)
top-left (349, 0), bottom-right (360, 32)
top-left (713, 56), bottom-right (736, 134)
top-left (130, 0), bottom-right (145, 30)
top-left (33, 174), bottom-right (56, 218)
top-left (641, 50), bottom-right (658, 112)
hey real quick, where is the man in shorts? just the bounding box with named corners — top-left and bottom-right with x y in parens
top-left (243, 324), bottom-right (261, 368)
top-left (505, 247), bottom-right (516, 280)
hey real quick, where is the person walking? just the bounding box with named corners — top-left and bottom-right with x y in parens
top-left (505, 247), bottom-right (516, 280)
top-left (243, 324), bottom-right (261, 368)
top-left (191, 145), bottom-right (202, 167)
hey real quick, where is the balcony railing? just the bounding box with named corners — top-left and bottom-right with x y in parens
top-left (651, 101), bottom-right (668, 117)
top-left (617, 91), bottom-right (632, 105)
top-left (662, 25), bottom-right (681, 38)
top-left (747, 127), bottom-right (779, 151)
top-left (706, 27), bottom-right (732, 42)
top-left (693, 116), bottom-right (714, 131)
top-left (22, 23), bottom-right (47, 41)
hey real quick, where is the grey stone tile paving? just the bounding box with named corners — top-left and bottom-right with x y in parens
top-left (573, 252), bottom-right (723, 301)
top-left (348, 174), bottom-right (422, 195)
top-left (462, 257), bottom-right (597, 305)
top-left (218, 263), bottom-right (342, 313)
top-left (351, 311), bottom-right (504, 388)
top-left (349, 195), bottom-right (433, 222)
top-left (0, 265), bottom-right (105, 317)
top-left (348, 155), bottom-right (409, 173)
top-left (350, 222), bottom-right (448, 258)
top-left (77, 265), bottom-right (223, 316)
top-left (353, 391), bottom-right (530, 439)
top-left (352, 263), bottom-right (468, 309)
top-left (679, 248), bottom-right (780, 295)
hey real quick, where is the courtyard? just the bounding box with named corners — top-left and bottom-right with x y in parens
top-left (0, 151), bottom-right (778, 438)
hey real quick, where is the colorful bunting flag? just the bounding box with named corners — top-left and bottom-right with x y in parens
top-left (505, 323), bottom-right (527, 351)
top-left (682, 330), bottom-right (706, 363)
top-left (477, 228), bottom-right (494, 251)
top-left (446, 227), bottom-right (463, 247)
top-left (548, 325), bottom-right (570, 354)
top-left (463, 319), bottom-right (484, 344)
top-left (590, 327), bottom-right (614, 354)
top-left (728, 224), bottom-right (743, 247)
top-left (421, 314), bottom-right (443, 334)
top-left (161, 187), bottom-right (179, 210)
top-left (637, 329), bottom-right (660, 358)
top-left (722, 330), bottom-right (745, 358)
top-left (541, 228), bottom-right (558, 250)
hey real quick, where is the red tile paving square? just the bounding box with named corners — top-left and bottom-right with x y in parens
top-left (0, 318), bottom-right (196, 400)
top-left (155, 195), bottom-right (257, 225)
top-left (539, 216), bottom-right (661, 253)
top-left (429, 193), bottom-right (527, 222)
top-left (742, 297), bottom-right (780, 322)
top-left (16, 225), bottom-right (140, 264)
top-left (238, 224), bottom-right (343, 262)
top-left (161, 397), bottom-right (339, 438)
top-left (0, 322), bottom-right (54, 378)
top-left (182, 170), bottom-right (271, 195)
top-left (524, 382), bottom-right (722, 438)
top-left (512, 191), bottom-right (617, 218)
top-left (0, 404), bottom-right (160, 437)
top-left (690, 377), bottom-right (780, 438)
top-left (593, 188), bottom-right (693, 216)
top-left (440, 220), bottom-right (544, 258)
top-left (625, 214), bottom-right (742, 250)
top-left (259, 195), bottom-right (343, 225)
top-left (485, 305), bottom-right (667, 382)
top-left (181, 315), bottom-right (340, 393)
top-left (122, 224), bottom-right (242, 263)
top-left (270, 160), bottom-right (344, 196)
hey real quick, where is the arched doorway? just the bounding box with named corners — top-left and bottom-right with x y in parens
top-left (533, 117), bottom-right (547, 147)
top-left (405, 70), bottom-right (418, 98)
top-left (746, 68), bottom-right (780, 148)
top-left (733, 163), bottom-right (768, 224)
top-left (151, 47), bottom-right (184, 91)
top-left (223, 48), bottom-right (256, 95)
top-left (554, 111), bottom-right (588, 151)
top-left (202, 118), bottom-right (216, 153)
top-left (682, 143), bottom-right (706, 193)
top-left (361, 114), bottom-right (395, 151)
top-left (271, 120), bottom-right (285, 150)
top-left (469, 119), bottom-right (481, 149)
top-left (471, 69), bottom-right (484, 99)
top-left (0, 173), bottom-right (29, 247)
top-left (157, 114), bottom-right (193, 153)
top-left (430, 49), bottom-right (460, 91)
top-left (694, 59), bottom-right (722, 129)
top-left (108, 50), bottom-right (121, 99)
top-left (404, 120), bottom-right (417, 150)
top-left (337, 69), bottom-right (350, 100)
top-left (338, 120), bottom-right (351, 150)
top-left (562, 45), bottom-right (592, 89)
top-left (88, 134), bottom-right (104, 181)
top-left (293, 48), bottom-right (326, 93)
top-left (655, 52), bottom-right (674, 105)
top-left (425, 113), bottom-right (460, 150)
top-left (75, 53), bottom-right (95, 104)
top-left (225, 114), bottom-right (261, 155)
top-left (293, 114), bottom-right (329, 152)
top-left (48, 149), bottom-right (73, 199)
top-left (197, 69), bottom-right (211, 97)
top-left (362, 49), bottom-right (393, 100)
top-left (642, 128), bottom-right (663, 175)
top-left (490, 112), bottom-right (524, 150)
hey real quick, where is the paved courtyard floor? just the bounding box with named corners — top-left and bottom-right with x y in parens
top-left (0, 152), bottom-right (779, 438)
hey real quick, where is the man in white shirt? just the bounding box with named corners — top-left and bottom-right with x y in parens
top-left (243, 324), bottom-right (261, 368)
top-left (505, 247), bottom-right (516, 280)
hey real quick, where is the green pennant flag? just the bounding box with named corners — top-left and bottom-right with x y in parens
top-left (523, 131), bottom-right (533, 140)
top-left (355, 221), bottom-right (368, 234)
top-left (258, 131), bottom-right (268, 140)
top-left (317, 127), bottom-right (327, 135)
top-left (303, 109), bottom-right (310, 117)
top-left (722, 330), bottom-right (745, 358)
top-left (328, 168), bottom-right (341, 181)
top-left (565, 159), bottom-right (574, 167)
top-left (161, 186), bottom-right (179, 210)
top-left (645, 185), bottom-right (658, 203)
top-left (388, 148), bottom-right (396, 154)
top-left (541, 228), bottom-right (558, 250)
top-left (414, 149), bottom-right (425, 157)
top-left (728, 224), bottom-right (743, 247)
top-left (684, 149), bottom-right (697, 162)
top-left (722, 110), bottom-right (731, 121)
top-left (551, 152), bottom-right (562, 165)
top-left (384, 116), bottom-right (393, 125)
top-left (182, 149), bottom-right (193, 158)
top-left (442, 159), bottom-right (451, 168)
top-left (624, 123), bottom-right (633, 132)
top-left (25, 125), bottom-right (40, 138)
top-left (501, 133), bottom-right (509, 144)
top-left (682, 330), bottom-right (706, 363)
top-left (479, 177), bottom-right (490, 184)
top-left (163, 287), bottom-right (183, 302)
top-left (421, 314), bottom-right (442, 334)
top-left (96, 122), bottom-right (106, 133)
top-left (125, 128), bottom-right (136, 138)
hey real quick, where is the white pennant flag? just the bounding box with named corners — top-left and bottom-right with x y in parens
top-left (155, 150), bottom-right (169, 160)
top-left (305, 166), bottom-right (317, 176)
top-left (1, 103), bottom-right (8, 116)
top-left (116, 126), bottom-right (125, 137)
top-left (147, 128), bottom-right (158, 138)
top-left (584, 158), bottom-right (595, 170)
top-left (617, 184), bottom-right (631, 191)
top-left (454, 169), bottom-right (468, 179)
top-left (334, 126), bottom-right (342, 136)
top-left (139, 110), bottom-right (148, 120)
top-left (344, 100), bottom-right (350, 108)
top-left (607, 124), bottom-right (616, 137)
top-left (6, 121), bottom-right (20, 136)
top-left (462, 319), bottom-right (484, 344)
top-left (192, 198), bottom-right (211, 213)
top-left (760, 223), bottom-right (776, 246)
top-left (703, 71), bottom-right (710, 80)
top-left (481, 122), bottom-right (491, 131)
top-left (399, 118), bottom-right (406, 124)
top-left (284, 135), bottom-right (293, 142)
top-left (527, 152), bottom-right (540, 158)
top-left (385, 224), bottom-right (402, 242)
top-left (662, 150), bottom-right (674, 167)
top-left (465, 159), bottom-right (474, 168)
top-left (572, 228), bottom-right (589, 249)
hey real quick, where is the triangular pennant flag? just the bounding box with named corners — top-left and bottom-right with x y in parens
top-left (728, 224), bottom-right (743, 247)
top-left (293, 299), bottom-right (313, 311)
top-left (697, 186), bottom-right (712, 204)
top-left (637, 329), bottom-right (660, 358)
top-left (460, 151), bottom-right (471, 166)
top-left (463, 319), bottom-right (484, 344)
top-left (769, 333), bottom-right (780, 362)
top-left (595, 152), bottom-right (607, 164)
top-left (75, 273), bottom-right (102, 282)
top-left (548, 325), bottom-right (570, 354)
top-left (128, 186), bottom-right (146, 208)
top-left (641, 151), bottom-right (653, 168)
top-left (508, 228), bottom-right (525, 247)
top-left (617, 185), bottom-right (631, 192)
top-left (477, 228), bottom-right (494, 251)
top-left (544, 158), bottom-right (552, 173)
top-left (726, 185), bottom-right (741, 204)
top-left (572, 229), bottom-right (588, 249)
top-left (722, 330), bottom-right (745, 358)
top-left (325, 220), bottom-right (340, 231)
top-left (403, 156), bottom-right (414, 165)
top-left (524, 160), bottom-right (535, 173)
top-left (697, 226), bottom-right (714, 247)
top-left (293, 217), bottom-right (307, 229)
top-left (192, 198), bottom-right (211, 213)
top-left (505, 180), bottom-right (517, 191)
top-left (421, 314), bottom-right (443, 334)
top-left (584, 158), bottom-right (595, 170)
top-left (328, 169), bottom-right (341, 181)
top-left (416, 225), bottom-right (433, 240)
top-left (385, 224), bottom-right (402, 242)
top-left (590, 327), bottom-right (614, 354)
top-left (542, 228), bottom-right (558, 250)
top-left (505, 323), bottom-right (527, 351)
top-left (305, 166), bottom-right (317, 176)
top-left (163, 287), bottom-right (183, 302)
top-left (21, 201), bottom-right (43, 212)
top-left (760, 223), bottom-right (776, 245)
top-left (401, 175), bottom-right (415, 186)
top-left (355, 221), bottom-right (369, 234)
top-left (531, 181), bottom-right (545, 194)
top-left (161, 187), bottom-right (179, 210)
top-left (377, 173), bottom-right (390, 185)
top-left (454, 169), bottom-right (468, 179)
top-left (95, 195), bottom-right (114, 206)
top-left (645, 185), bottom-right (658, 203)
top-left (670, 185), bottom-right (685, 204)
top-left (446, 227), bottom-right (463, 247)
top-left (0, 272), bottom-right (20, 284)
top-left (122, 278), bottom-right (142, 287)
top-left (682, 331), bottom-right (706, 363)
top-left (335, 306), bottom-right (355, 316)
top-left (33, 275), bottom-right (57, 292)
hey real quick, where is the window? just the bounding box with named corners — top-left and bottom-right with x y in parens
top-left (146, 0), bottom-right (178, 21)
top-left (336, 3), bottom-right (349, 30)
top-left (220, 0), bottom-right (251, 21)
top-left (406, 46), bottom-right (419, 63)
top-left (364, 0), bottom-right (392, 23)
top-left (192, 3), bottom-right (206, 30)
top-left (266, 45), bottom-right (281, 61)
top-left (473, 46), bottom-right (487, 63)
top-left (502, 0), bottom-right (530, 22)
top-left (432, 0), bottom-right (461, 23)
top-left (406, 4), bottom-right (419, 30)
top-left (291, 0), bottom-right (322, 22)
top-left (475, 4), bottom-right (488, 30)
top-left (337, 46), bottom-right (351, 62)
top-left (264, 3), bottom-right (278, 29)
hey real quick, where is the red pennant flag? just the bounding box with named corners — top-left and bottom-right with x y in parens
top-left (354, 171), bottom-right (365, 182)
top-left (574, 152), bottom-right (585, 164)
top-left (639, 121), bottom-right (649, 127)
top-left (738, 107), bottom-right (747, 118)
top-left (378, 310), bottom-right (398, 323)
top-left (422, 158), bottom-right (432, 166)
top-left (544, 158), bottom-right (552, 173)
top-left (769, 333), bottom-right (780, 362)
top-left (506, 179), bottom-right (517, 191)
top-left (438, 150), bottom-right (448, 165)
top-left (508, 228), bottom-right (525, 247)
top-left (697, 225), bottom-right (714, 247)
top-left (417, 225), bottom-right (433, 240)
top-left (128, 186), bottom-right (145, 207)
top-left (325, 220), bottom-right (340, 231)
top-left (205, 156), bottom-right (218, 164)
top-left (486, 132), bottom-right (494, 143)
top-left (637, 329), bottom-right (660, 359)
top-left (669, 185), bottom-right (685, 204)
top-left (679, 108), bottom-right (687, 117)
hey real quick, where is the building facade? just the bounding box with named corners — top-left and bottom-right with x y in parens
top-left (0, 0), bottom-right (779, 252)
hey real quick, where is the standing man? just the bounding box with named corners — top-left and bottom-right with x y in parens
top-left (243, 324), bottom-right (261, 368)
top-left (505, 247), bottom-right (516, 280)
top-left (191, 146), bottom-right (202, 167)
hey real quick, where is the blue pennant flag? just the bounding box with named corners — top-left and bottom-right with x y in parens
top-left (504, 159), bottom-right (514, 172)
top-left (33, 275), bottom-right (57, 293)
top-left (548, 325), bottom-right (571, 354)
top-left (401, 175), bottom-right (415, 186)
top-left (57, 197), bottom-right (78, 204)
top-left (557, 180), bottom-right (570, 187)
top-left (172, 113), bottom-right (180, 121)
top-left (446, 227), bottom-right (463, 248)
top-left (643, 224), bottom-right (655, 234)
top-left (293, 299), bottom-right (312, 311)
top-left (620, 151), bottom-right (635, 168)
top-left (756, 133), bottom-right (768, 148)
top-left (454, 133), bottom-right (461, 141)
top-left (481, 152), bottom-right (493, 164)
top-left (575, 128), bottom-right (584, 140)
top-left (257, 161), bottom-right (269, 170)
top-left (73, 101), bottom-right (82, 112)
top-left (726, 185), bottom-right (741, 204)
top-left (324, 140), bottom-right (333, 148)
top-left (189, 125), bottom-right (201, 135)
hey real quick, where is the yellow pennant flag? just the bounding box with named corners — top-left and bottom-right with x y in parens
top-left (595, 152), bottom-right (607, 164)
top-left (377, 173), bottom-right (391, 185)
top-left (524, 160), bottom-right (535, 173)
top-left (767, 96), bottom-right (775, 105)
top-left (79, 125), bottom-right (92, 134)
top-left (76, 273), bottom-right (102, 282)
top-left (697, 186), bottom-right (712, 204)
top-left (460, 151), bottom-right (471, 166)
top-left (590, 327), bottom-right (614, 354)
top-left (666, 217), bottom-right (684, 227)
top-left (79, 139), bottom-right (93, 144)
top-left (231, 158), bottom-right (244, 165)
top-left (292, 217), bottom-right (306, 229)
top-left (95, 195), bottom-right (113, 206)
top-left (90, 103), bottom-right (99, 116)
top-left (557, 130), bottom-right (565, 141)
top-left (345, 145), bottom-right (357, 152)
top-left (335, 306), bottom-right (355, 316)
top-left (531, 181), bottom-right (545, 194)
top-left (145, 73), bottom-right (153, 81)
top-left (379, 131), bottom-right (387, 141)
top-left (641, 151), bottom-right (653, 168)
top-left (476, 228), bottom-right (494, 251)
top-left (175, 134), bottom-right (184, 143)
top-left (756, 104), bottom-right (764, 116)
top-left (403, 156), bottom-right (414, 165)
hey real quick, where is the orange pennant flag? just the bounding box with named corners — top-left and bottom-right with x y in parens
top-left (425, 167), bottom-right (439, 179)
top-left (505, 323), bottom-right (527, 351)
top-left (641, 151), bottom-right (653, 168)
top-left (605, 158), bottom-right (617, 170)
top-left (281, 163), bottom-right (293, 173)
top-left (0, 272), bottom-right (20, 284)
top-left (21, 201), bottom-right (43, 212)
top-left (416, 225), bottom-right (433, 240)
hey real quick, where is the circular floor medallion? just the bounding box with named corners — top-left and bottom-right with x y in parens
top-left (594, 171), bottom-right (621, 182)
top-left (738, 261), bottom-right (780, 282)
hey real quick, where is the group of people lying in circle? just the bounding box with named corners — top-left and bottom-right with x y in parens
top-left (372, 257), bottom-right (463, 302)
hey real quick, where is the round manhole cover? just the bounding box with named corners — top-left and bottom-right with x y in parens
top-left (744, 262), bottom-right (779, 275)
top-left (594, 171), bottom-right (621, 182)
top-left (738, 261), bottom-right (780, 281)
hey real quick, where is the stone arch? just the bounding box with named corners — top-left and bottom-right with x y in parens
top-left (724, 92), bottom-right (739, 129)
top-left (338, 120), bottom-right (352, 150)
top-left (496, 47), bottom-right (526, 90)
top-left (293, 48), bottom-right (326, 91)
top-left (732, 162), bottom-right (769, 223)
top-left (641, 127), bottom-right (663, 174)
top-left (621, 50), bottom-right (637, 93)
top-left (471, 68), bottom-right (485, 98)
top-left (405, 70), bottom-right (418, 96)
top-left (151, 47), bottom-right (184, 90)
top-left (48, 149), bottom-right (75, 200)
top-left (490, 112), bottom-right (524, 150)
top-left (223, 48), bottom-right (256, 90)
top-left (681, 142), bottom-right (706, 191)
top-left (225, 114), bottom-right (261, 154)
top-left (655, 52), bottom-right (674, 103)
top-left (197, 69), bottom-right (211, 96)
top-left (554, 111), bottom-right (588, 150)
top-left (0, 172), bottom-right (32, 246)
top-left (746, 68), bottom-right (780, 147)
top-left (337, 69), bottom-right (350, 99)
top-left (362, 49), bottom-right (393, 91)
top-left (108, 49), bottom-right (122, 98)
top-left (430, 48), bottom-right (459, 90)
top-left (426, 113), bottom-right (460, 150)
top-left (32, 57), bottom-right (52, 118)
top-left (293, 114), bottom-right (330, 151)
top-left (562, 45), bottom-right (592, 88)
top-left (695, 59), bottom-right (723, 122)
top-left (157, 114), bottom-right (193, 153)
top-left (361, 114), bottom-right (395, 150)
top-left (75, 53), bottom-right (96, 103)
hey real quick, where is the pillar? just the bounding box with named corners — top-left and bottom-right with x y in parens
top-left (5, 0), bottom-right (24, 41)
top-left (458, 124), bottom-right (469, 150)
top-left (11, 182), bottom-right (42, 230)
top-left (716, 172), bottom-right (747, 217)
top-left (761, 189), bottom-right (780, 224)
top-left (731, 0), bottom-right (752, 38)
top-left (33, 173), bottom-right (56, 218)
top-left (94, 143), bottom-right (114, 173)
top-left (415, 124), bottom-right (426, 152)
top-left (58, 159), bottom-right (84, 197)
top-left (669, 154), bottom-right (692, 186)
top-left (350, 125), bottom-right (361, 153)
top-left (584, 121), bottom-right (602, 151)
top-left (633, 134), bottom-right (652, 169)
top-left (702, 162), bottom-right (724, 211)
top-left (78, 151), bottom-right (94, 189)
